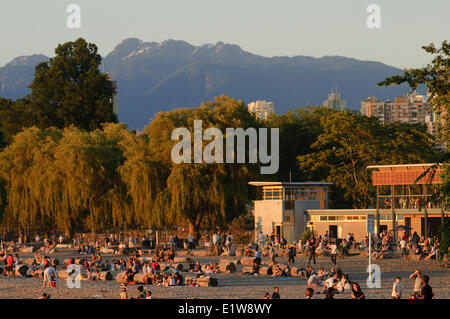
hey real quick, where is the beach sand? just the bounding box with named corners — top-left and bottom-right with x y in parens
top-left (1, 249), bottom-right (448, 299)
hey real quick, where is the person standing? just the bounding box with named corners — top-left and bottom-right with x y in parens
top-left (287, 244), bottom-right (296, 266)
top-left (268, 243), bottom-right (276, 266)
top-left (392, 277), bottom-right (402, 299)
top-left (330, 240), bottom-right (337, 265)
top-left (409, 269), bottom-right (422, 298)
top-left (226, 232), bottom-right (233, 252)
top-left (400, 237), bottom-right (407, 258)
top-left (258, 232), bottom-right (265, 250)
top-left (308, 240), bottom-right (316, 265)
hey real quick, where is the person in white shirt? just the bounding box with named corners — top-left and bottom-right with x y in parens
top-left (43, 263), bottom-right (56, 288)
top-left (258, 232), bottom-right (265, 250)
top-left (330, 241), bottom-right (338, 265)
top-left (212, 233), bottom-right (219, 246)
top-left (400, 239), bottom-right (407, 258)
top-left (392, 277), bottom-right (402, 299)
top-left (226, 232), bottom-right (233, 252)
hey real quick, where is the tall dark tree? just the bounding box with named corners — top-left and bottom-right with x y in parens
top-left (28, 38), bottom-right (117, 130)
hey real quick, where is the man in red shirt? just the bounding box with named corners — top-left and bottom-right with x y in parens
top-left (6, 254), bottom-right (14, 276)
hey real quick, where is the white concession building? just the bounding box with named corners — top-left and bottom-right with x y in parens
top-left (250, 182), bottom-right (332, 243)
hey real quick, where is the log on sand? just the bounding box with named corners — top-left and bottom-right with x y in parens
top-left (241, 266), bottom-right (255, 274)
top-left (196, 276), bottom-right (218, 287)
top-left (240, 257), bottom-right (255, 266)
top-left (133, 273), bottom-right (147, 284)
top-left (98, 271), bottom-right (113, 281)
top-left (218, 260), bottom-right (236, 273)
top-left (15, 264), bottom-right (29, 277)
top-left (173, 257), bottom-right (192, 263)
top-left (258, 266), bottom-right (273, 276)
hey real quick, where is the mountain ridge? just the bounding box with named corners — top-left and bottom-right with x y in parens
top-left (0, 38), bottom-right (409, 129)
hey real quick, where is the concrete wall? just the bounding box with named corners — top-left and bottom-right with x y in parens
top-left (294, 200), bottom-right (321, 242)
top-left (310, 220), bottom-right (405, 242)
top-left (254, 200), bottom-right (283, 236)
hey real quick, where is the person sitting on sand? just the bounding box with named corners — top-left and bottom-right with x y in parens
top-left (273, 264), bottom-right (283, 277)
top-left (305, 288), bottom-right (314, 299)
top-left (324, 287), bottom-right (335, 299)
top-left (282, 264), bottom-right (290, 277)
top-left (351, 282), bottom-right (365, 299)
top-left (192, 261), bottom-right (202, 273)
top-left (271, 287), bottom-right (280, 299)
top-left (146, 290), bottom-right (155, 299)
top-left (263, 292), bottom-right (270, 299)
top-left (137, 286), bottom-right (146, 299)
top-left (162, 273), bottom-right (170, 287)
top-left (38, 293), bottom-right (50, 299)
top-left (307, 272), bottom-right (322, 287)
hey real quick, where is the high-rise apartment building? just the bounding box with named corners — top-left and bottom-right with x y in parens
top-left (360, 92), bottom-right (437, 135)
top-left (248, 100), bottom-right (275, 120)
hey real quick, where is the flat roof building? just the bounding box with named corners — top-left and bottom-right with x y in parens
top-left (250, 182), bottom-right (331, 243)
top-left (251, 164), bottom-right (448, 242)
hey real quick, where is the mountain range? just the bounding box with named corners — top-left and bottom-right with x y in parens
top-left (0, 38), bottom-right (410, 129)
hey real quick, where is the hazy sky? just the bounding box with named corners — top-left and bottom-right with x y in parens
top-left (1, 0), bottom-right (448, 68)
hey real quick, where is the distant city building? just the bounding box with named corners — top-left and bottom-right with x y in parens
top-left (322, 87), bottom-right (346, 111)
top-left (248, 100), bottom-right (274, 120)
top-left (360, 91), bottom-right (437, 136)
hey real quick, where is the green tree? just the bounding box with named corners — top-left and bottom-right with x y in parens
top-left (145, 95), bottom-right (259, 238)
top-left (298, 111), bottom-right (438, 208)
top-left (265, 106), bottom-right (328, 182)
top-left (28, 38), bottom-right (117, 130)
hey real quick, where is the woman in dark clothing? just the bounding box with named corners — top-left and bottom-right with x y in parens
top-left (351, 282), bottom-right (365, 299)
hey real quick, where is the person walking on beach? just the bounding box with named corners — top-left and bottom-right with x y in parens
top-left (308, 240), bottom-right (316, 265)
top-left (268, 243), bottom-right (276, 266)
top-left (330, 240), bottom-right (337, 265)
top-left (287, 244), bottom-right (296, 266)
top-left (392, 277), bottom-right (402, 299)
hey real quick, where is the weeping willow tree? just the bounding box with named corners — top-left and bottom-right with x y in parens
top-left (0, 127), bottom-right (62, 233)
top-left (145, 95), bottom-right (261, 238)
top-left (0, 125), bottom-right (127, 236)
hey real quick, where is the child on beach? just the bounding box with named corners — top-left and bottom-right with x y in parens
top-left (391, 277), bottom-right (402, 299)
top-left (120, 283), bottom-right (128, 299)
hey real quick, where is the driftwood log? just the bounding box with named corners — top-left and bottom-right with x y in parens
top-left (15, 264), bottom-right (29, 277)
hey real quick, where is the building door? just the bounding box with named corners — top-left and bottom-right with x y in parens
top-left (379, 225), bottom-right (387, 234)
top-left (275, 225), bottom-right (281, 237)
top-left (329, 225), bottom-right (338, 239)
top-left (404, 217), bottom-right (411, 236)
